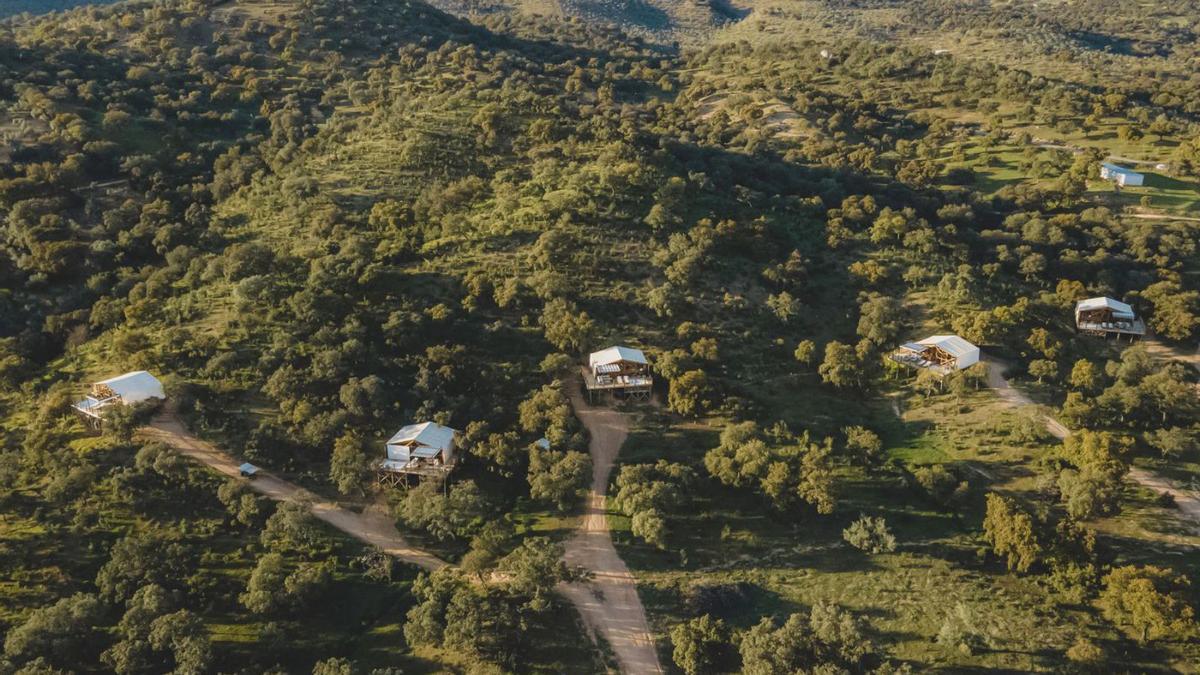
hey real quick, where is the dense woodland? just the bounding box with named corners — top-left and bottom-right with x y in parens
top-left (1, 0), bottom-right (1199, 672)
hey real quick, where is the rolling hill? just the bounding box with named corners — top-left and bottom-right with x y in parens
top-left (1, 0), bottom-right (1199, 672)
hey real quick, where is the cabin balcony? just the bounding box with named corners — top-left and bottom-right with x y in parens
top-left (377, 457), bottom-right (455, 487)
top-left (1076, 318), bottom-right (1146, 337)
top-left (581, 366), bottom-right (653, 391)
top-left (71, 395), bottom-right (121, 419)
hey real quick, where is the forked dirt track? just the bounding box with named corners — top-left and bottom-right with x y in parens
top-left (144, 399), bottom-right (662, 672)
top-left (561, 388), bottom-right (664, 675)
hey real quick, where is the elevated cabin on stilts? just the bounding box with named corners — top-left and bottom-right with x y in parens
top-left (71, 371), bottom-right (166, 428)
top-left (1074, 297), bottom-right (1145, 340)
top-left (376, 421), bottom-right (458, 488)
top-left (583, 345), bottom-right (652, 403)
top-left (890, 335), bottom-right (980, 376)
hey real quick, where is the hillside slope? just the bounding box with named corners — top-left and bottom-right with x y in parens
top-left (2, 0), bottom-right (1200, 672)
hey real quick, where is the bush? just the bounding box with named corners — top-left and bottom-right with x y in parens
top-left (1065, 636), bottom-right (1104, 664)
top-left (684, 582), bottom-right (754, 618)
top-left (842, 515), bottom-right (896, 554)
top-left (912, 465), bottom-right (968, 507)
top-left (527, 448), bottom-right (590, 511)
top-left (936, 603), bottom-right (986, 655)
top-left (397, 480), bottom-right (488, 542)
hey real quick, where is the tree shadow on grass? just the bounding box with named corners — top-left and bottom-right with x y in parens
top-left (1143, 171), bottom-right (1198, 192)
top-left (791, 547), bottom-right (884, 575)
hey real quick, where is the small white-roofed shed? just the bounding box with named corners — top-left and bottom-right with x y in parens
top-left (1099, 163), bottom-right (1144, 187)
top-left (95, 371), bottom-right (165, 403)
top-left (1075, 296), bottom-right (1134, 322)
top-left (919, 335), bottom-right (980, 370)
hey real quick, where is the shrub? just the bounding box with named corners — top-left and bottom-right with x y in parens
top-left (842, 515), bottom-right (896, 554)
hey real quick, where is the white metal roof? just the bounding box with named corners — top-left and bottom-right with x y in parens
top-left (1076, 296), bottom-right (1133, 315)
top-left (95, 371), bottom-right (165, 403)
top-left (1101, 162), bottom-right (1141, 176)
top-left (386, 421), bottom-right (456, 452)
top-left (589, 346), bottom-right (648, 368)
top-left (916, 335), bottom-right (978, 358)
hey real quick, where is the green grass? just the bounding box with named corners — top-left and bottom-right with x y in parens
top-left (609, 375), bottom-right (1200, 670)
top-left (1095, 172), bottom-right (1200, 213)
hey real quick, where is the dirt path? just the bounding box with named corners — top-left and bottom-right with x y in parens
top-left (561, 389), bottom-right (663, 675)
top-left (142, 411), bottom-right (448, 572)
top-left (982, 357), bottom-right (1071, 439)
top-left (1141, 335), bottom-right (1200, 374)
top-left (147, 404), bottom-right (660, 672)
top-left (983, 358), bottom-right (1200, 533)
top-left (1127, 468), bottom-right (1200, 529)
top-left (1128, 213), bottom-right (1200, 223)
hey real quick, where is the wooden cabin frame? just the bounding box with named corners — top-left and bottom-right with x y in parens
top-left (889, 336), bottom-right (979, 377)
top-left (376, 460), bottom-right (454, 488)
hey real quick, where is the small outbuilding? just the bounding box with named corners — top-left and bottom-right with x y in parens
top-left (72, 370), bottom-right (166, 425)
top-left (1099, 163), bottom-right (1144, 187)
top-left (1074, 296), bottom-right (1145, 339)
top-left (377, 421), bottom-right (458, 487)
top-left (891, 335), bottom-right (980, 375)
top-left (583, 345), bottom-right (653, 403)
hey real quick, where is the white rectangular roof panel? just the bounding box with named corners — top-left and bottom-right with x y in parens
top-left (386, 421), bottom-right (456, 453)
top-left (1076, 296), bottom-right (1133, 315)
top-left (95, 371), bottom-right (165, 403)
top-left (589, 346), bottom-right (648, 369)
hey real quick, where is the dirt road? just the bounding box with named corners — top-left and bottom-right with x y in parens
top-left (1127, 468), bottom-right (1200, 529)
top-left (1141, 336), bottom-right (1200, 375)
top-left (142, 411), bottom-right (448, 572)
top-left (561, 389), bottom-right (663, 675)
top-left (146, 403), bottom-right (661, 672)
top-left (982, 357), bottom-right (1070, 439)
top-left (983, 358), bottom-right (1200, 533)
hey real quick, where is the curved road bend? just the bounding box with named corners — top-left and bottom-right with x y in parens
top-left (142, 410), bottom-right (448, 572)
top-left (983, 357), bottom-right (1200, 535)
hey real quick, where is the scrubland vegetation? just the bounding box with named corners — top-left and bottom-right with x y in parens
top-left (1, 0), bottom-right (1199, 672)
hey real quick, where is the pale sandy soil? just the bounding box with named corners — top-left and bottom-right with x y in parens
top-left (145, 399), bottom-right (662, 672)
top-left (560, 388), bottom-right (664, 675)
top-left (143, 410), bottom-right (447, 571)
